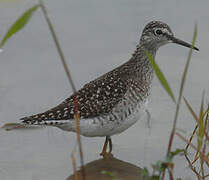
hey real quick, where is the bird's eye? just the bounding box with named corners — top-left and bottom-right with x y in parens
top-left (155, 29), bottom-right (163, 36)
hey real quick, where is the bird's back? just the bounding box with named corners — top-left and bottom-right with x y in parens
top-left (21, 63), bottom-right (130, 125)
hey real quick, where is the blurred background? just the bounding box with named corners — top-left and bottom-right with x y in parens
top-left (0, 0), bottom-right (208, 179)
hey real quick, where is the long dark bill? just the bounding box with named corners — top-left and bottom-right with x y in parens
top-left (168, 35), bottom-right (199, 51)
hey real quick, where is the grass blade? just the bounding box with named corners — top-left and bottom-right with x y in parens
top-left (184, 97), bottom-right (199, 122)
top-left (166, 24), bottom-right (198, 156)
top-left (197, 92), bottom-right (205, 154)
top-left (146, 51), bottom-right (176, 103)
top-left (0, 4), bottom-right (39, 47)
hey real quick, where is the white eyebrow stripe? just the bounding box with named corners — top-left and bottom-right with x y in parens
top-left (163, 28), bottom-right (172, 36)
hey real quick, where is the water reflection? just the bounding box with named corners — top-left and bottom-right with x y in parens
top-left (67, 154), bottom-right (142, 180)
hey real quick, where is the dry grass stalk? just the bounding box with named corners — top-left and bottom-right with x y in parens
top-left (39, 1), bottom-right (86, 179)
top-left (176, 131), bottom-right (209, 179)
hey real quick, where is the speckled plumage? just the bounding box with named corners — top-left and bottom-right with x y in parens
top-left (21, 21), bottom-right (198, 137)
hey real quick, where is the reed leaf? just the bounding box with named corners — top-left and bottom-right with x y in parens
top-left (146, 51), bottom-right (176, 103)
top-left (0, 4), bottom-right (39, 47)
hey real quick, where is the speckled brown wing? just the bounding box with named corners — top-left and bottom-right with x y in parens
top-left (21, 71), bottom-right (128, 124)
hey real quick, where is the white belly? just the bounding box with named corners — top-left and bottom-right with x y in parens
top-left (57, 100), bottom-right (148, 137)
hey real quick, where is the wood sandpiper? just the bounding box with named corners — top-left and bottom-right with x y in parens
top-left (21, 21), bottom-right (199, 157)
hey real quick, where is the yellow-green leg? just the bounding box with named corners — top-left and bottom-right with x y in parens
top-left (108, 137), bottom-right (112, 153)
top-left (100, 136), bottom-right (112, 157)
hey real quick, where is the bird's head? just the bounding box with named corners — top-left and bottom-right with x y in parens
top-left (140, 21), bottom-right (199, 51)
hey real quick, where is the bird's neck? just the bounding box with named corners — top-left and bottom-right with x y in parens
top-left (135, 41), bottom-right (158, 60)
top-left (127, 43), bottom-right (157, 83)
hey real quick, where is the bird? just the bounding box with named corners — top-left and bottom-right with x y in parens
top-left (20, 21), bottom-right (199, 157)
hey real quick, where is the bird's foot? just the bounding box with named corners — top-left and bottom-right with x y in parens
top-left (100, 151), bottom-right (113, 159)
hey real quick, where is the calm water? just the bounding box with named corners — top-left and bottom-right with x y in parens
top-left (0, 0), bottom-right (209, 179)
